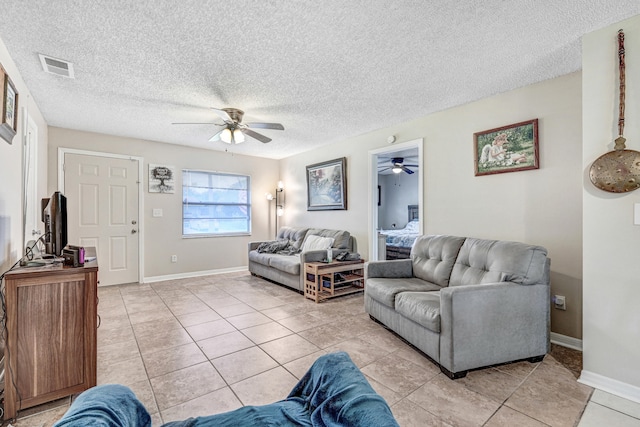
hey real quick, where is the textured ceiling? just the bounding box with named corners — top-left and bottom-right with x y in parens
top-left (1, 2), bottom-right (640, 159)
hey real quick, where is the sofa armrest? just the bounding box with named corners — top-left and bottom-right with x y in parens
top-left (301, 249), bottom-right (329, 263)
top-left (438, 282), bottom-right (550, 373)
top-left (248, 241), bottom-right (264, 252)
top-left (365, 259), bottom-right (413, 279)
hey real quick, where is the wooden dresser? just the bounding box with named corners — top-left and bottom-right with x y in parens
top-left (3, 255), bottom-right (98, 421)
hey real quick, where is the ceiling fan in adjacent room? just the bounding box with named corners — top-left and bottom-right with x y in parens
top-left (173, 107), bottom-right (284, 144)
top-left (379, 157), bottom-right (418, 175)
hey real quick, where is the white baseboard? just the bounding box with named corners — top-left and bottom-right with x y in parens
top-left (579, 370), bottom-right (640, 404)
top-left (550, 332), bottom-right (583, 351)
top-left (144, 266), bottom-right (248, 283)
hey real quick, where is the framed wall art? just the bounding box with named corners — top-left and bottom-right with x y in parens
top-left (0, 64), bottom-right (18, 144)
top-left (306, 157), bottom-right (347, 211)
top-left (474, 119), bottom-right (539, 176)
top-left (149, 164), bottom-right (176, 193)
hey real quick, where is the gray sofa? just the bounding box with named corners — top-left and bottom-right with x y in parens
top-left (365, 234), bottom-right (550, 379)
top-left (248, 227), bottom-right (357, 292)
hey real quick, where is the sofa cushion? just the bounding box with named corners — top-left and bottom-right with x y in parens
top-left (366, 277), bottom-right (441, 308)
top-left (450, 238), bottom-right (549, 286)
top-left (277, 227), bottom-right (309, 250)
top-left (301, 235), bottom-right (334, 252)
top-left (268, 254), bottom-right (302, 275)
top-left (395, 291), bottom-right (441, 333)
top-left (248, 250), bottom-right (273, 266)
top-left (307, 228), bottom-right (351, 249)
top-left (411, 235), bottom-right (466, 287)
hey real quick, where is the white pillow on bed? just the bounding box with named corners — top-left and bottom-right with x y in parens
top-left (301, 235), bottom-right (335, 252)
top-left (405, 220), bottom-right (419, 232)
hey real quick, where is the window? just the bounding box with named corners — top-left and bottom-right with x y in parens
top-left (182, 170), bottom-right (251, 236)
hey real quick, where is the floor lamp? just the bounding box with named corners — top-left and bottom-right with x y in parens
top-left (266, 181), bottom-right (284, 238)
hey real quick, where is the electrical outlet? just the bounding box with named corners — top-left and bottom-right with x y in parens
top-left (553, 295), bottom-right (566, 310)
top-left (171, 255), bottom-right (177, 263)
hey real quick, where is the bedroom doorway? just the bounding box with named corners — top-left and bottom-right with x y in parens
top-left (369, 138), bottom-right (423, 261)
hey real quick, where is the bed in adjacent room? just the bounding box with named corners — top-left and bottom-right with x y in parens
top-left (379, 205), bottom-right (420, 259)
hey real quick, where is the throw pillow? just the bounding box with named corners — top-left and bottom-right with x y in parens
top-left (301, 234), bottom-right (334, 252)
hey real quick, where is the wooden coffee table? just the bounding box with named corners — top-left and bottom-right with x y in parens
top-left (304, 259), bottom-right (365, 303)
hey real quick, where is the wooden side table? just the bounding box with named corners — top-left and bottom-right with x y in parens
top-left (304, 259), bottom-right (365, 303)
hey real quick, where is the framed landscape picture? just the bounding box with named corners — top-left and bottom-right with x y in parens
top-left (306, 157), bottom-right (347, 211)
top-left (0, 64), bottom-right (18, 144)
top-left (474, 119), bottom-right (539, 176)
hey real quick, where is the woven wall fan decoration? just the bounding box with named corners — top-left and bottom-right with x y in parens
top-left (590, 30), bottom-right (640, 193)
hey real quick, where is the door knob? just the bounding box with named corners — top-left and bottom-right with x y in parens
top-left (132, 220), bottom-right (137, 225)
top-left (131, 229), bottom-right (138, 234)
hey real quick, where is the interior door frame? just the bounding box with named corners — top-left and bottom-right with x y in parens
top-left (368, 138), bottom-right (424, 261)
top-left (57, 147), bottom-right (145, 284)
top-left (21, 107), bottom-right (39, 251)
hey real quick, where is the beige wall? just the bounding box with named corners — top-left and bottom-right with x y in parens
top-left (582, 15), bottom-right (640, 395)
top-left (0, 37), bottom-right (48, 273)
top-left (281, 72), bottom-right (583, 339)
top-left (47, 127), bottom-right (279, 280)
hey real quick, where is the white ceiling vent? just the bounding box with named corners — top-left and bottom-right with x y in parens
top-left (39, 54), bottom-right (75, 78)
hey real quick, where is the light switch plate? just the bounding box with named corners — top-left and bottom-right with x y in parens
top-left (153, 208), bottom-right (163, 218)
top-left (635, 203), bottom-right (640, 225)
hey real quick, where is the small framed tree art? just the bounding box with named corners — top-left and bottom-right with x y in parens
top-left (474, 119), bottom-right (539, 176)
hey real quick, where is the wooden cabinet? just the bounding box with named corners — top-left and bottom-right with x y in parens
top-left (3, 257), bottom-right (98, 421)
top-left (304, 260), bottom-right (365, 303)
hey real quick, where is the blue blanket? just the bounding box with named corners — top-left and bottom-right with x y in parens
top-left (54, 352), bottom-right (399, 427)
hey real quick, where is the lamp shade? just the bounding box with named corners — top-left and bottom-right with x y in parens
top-left (220, 128), bottom-right (232, 144)
top-left (392, 166), bottom-right (403, 174)
top-left (233, 129), bottom-right (245, 143)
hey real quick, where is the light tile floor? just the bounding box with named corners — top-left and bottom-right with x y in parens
top-left (9, 271), bottom-right (640, 426)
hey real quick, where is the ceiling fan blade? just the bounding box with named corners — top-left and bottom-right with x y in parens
top-left (404, 164), bottom-right (419, 168)
top-left (211, 108), bottom-right (233, 122)
top-left (208, 129), bottom-right (225, 142)
top-left (378, 166), bottom-right (392, 172)
top-left (402, 166), bottom-right (415, 174)
top-left (243, 128), bottom-right (272, 143)
top-left (247, 122), bottom-right (285, 130)
top-left (172, 122), bottom-right (225, 125)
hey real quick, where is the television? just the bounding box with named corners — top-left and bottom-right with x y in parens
top-left (41, 191), bottom-right (68, 256)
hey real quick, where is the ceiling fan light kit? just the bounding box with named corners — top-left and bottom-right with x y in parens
top-left (378, 157), bottom-right (418, 175)
top-left (174, 107), bottom-right (284, 145)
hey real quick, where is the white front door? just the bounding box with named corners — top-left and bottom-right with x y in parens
top-left (64, 153), bottom-right (140, 286)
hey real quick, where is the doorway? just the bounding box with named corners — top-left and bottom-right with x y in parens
top-left (59, 148), bottom-right (144, 286)
top-left (369, 139), bottom-right (423, 261)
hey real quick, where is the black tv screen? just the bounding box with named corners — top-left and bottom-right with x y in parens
top-left (41, 191), bottom-right (68, 256)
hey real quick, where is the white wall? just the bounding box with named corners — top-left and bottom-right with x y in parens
top-left (378, 172), bottom-right (419, 229)
top-left (281, 72), bottom-right (583, 339)
top-left (582, 15), bottom-right (640, 400)
top-left (47, 127), bottom-right (279, 281)
top-left (0, 37), bottom-right (48, 274)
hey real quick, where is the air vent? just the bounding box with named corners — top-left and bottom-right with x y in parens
top-left (38, 54), bottom-right (75, 78)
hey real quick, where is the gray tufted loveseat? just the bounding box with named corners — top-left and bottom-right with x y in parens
top-left (364, 234), bottom-right (550, 379)
top-left (249, 226), bottom-right (357, 292)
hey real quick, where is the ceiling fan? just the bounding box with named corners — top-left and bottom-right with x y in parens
top-left (173, 107), bottom-right (284, 144)
top-left (379, 157), bottom-right (418, 175)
